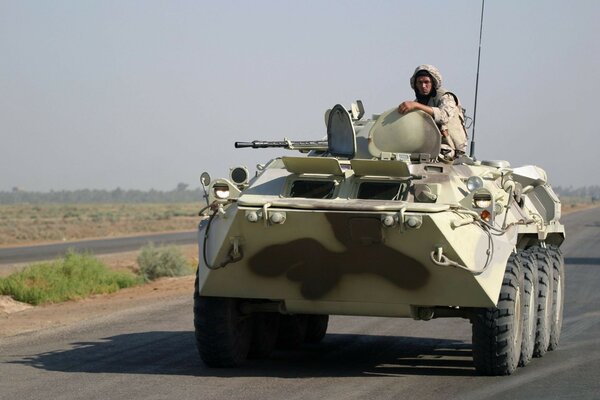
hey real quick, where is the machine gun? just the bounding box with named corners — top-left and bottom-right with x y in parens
top-left (234, 140), bottom-right (328, 152)
top-left (234, 101), bottom-right (364, 156)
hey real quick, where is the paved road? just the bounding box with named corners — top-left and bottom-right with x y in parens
top-left (0, 231), bottom-right (197, 265)
top-left (1, 208), bottom-right (599, 399)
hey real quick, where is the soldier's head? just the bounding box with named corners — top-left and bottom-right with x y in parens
top-left (410, 64), bottom-right (443, 97)
top-left (414, 71), bottom-right (434, 96)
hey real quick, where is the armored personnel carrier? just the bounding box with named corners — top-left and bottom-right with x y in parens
top-left (194, 102), bottom-right (565, 375)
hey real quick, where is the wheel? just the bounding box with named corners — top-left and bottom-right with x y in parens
top-left (547, 245), bottom-right (565, 351)
top-left (276, 315), bottom-right (308, 349)
top-left (530, 246), bottom-right (553, 357)
top-left (519, 249), bottom-right (538, 367)
top-left (193, 277), bottom-right (253, 367)
top-left (305, 314), bottom-right (329, 343)
top-left (472, 253), bottom-right (524, 375)
top-left (248, 312), bottom-right (280, 359)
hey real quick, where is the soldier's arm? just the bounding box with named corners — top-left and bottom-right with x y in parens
top-left (398, 101), bottom-right (434, 117)
top-left (431, 94), bottom-right (457, 126)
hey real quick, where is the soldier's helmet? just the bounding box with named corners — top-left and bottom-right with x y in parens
top-left (410, 64), bottom-right (443, 90)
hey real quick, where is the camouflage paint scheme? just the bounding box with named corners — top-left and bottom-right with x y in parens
top-left (197, 106), bottom-right (564, 319)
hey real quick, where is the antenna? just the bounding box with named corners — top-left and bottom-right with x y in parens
top-left (470, 0), bottom-right (485, 158)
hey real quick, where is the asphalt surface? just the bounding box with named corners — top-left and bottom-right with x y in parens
top-left (0, 231), bottom-right (197, 265)
top-left (1, 208), bottom-right (599, 399)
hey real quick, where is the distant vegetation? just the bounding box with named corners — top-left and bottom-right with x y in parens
top-left (137, 243), bottom-right (194, 282)
top-left (0, 252), bottom-right (143, 305)
top-left (0, 183), bottom-right (208, 245)
top-left (0, 183), bottom-right (204, 204)
top-left (0, 246), bottom-right (194, 305)
top-left (554, 186), bottom-right (600, 207)
top-left (0, 203), bottom-right (200, 246)
top-left (554, 186), bottom-right (600, 201)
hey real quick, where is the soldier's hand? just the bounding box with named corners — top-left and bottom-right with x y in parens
top-left (398, 101), bottom-right (417, 114)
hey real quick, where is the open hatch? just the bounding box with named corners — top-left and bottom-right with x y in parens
top-left (367, 108), bottom-right (441, 160)
top-left (327, 104), bottom-right (357, 159)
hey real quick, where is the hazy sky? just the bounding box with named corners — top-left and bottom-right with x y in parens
top-left (1, 0), bottom-right (599, 191)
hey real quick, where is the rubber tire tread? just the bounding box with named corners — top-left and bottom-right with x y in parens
top-left (531, 247), bottom-right (552, 358)
top-left (519, 249), bottom-right (538, 367)
top-left (547, 245), bottom-right (565, 351)
top-left (248, 312), bottom-right (280, 359)
top-left (193, 276), bottom-right (252, 367)
top-left (276, 315), bottom-right (308, 349)
top-left (305, 315), bottom-right (329, 343)
top-left (472, 254), bottom-right (523, 375)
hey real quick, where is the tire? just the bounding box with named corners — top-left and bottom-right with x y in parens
top-left (193, 277), bottom-right (253, 367)
top-left (531, 246), bottom-right (553, 358)
top-left (248, 312), bottom-right (280, 359)
top-left (547, 245), bottom-right (565, 351)
top-left (472, 253), bottom-right (524, 375)
top-left (519, 249), bottom-right (538, 367)
top-left (276, 315), bottom-right (308, 349)
top-left (305, 314), bottom-right (329, 343)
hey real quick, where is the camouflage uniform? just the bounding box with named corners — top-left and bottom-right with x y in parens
top-left (410, 65), bottom-right (468, 153)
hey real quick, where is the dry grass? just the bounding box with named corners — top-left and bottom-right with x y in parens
top-left (0, 203), bottom-right (200, 246)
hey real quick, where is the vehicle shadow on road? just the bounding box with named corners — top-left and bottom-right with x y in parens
top-left (8, 331), bottom-right (476, 377)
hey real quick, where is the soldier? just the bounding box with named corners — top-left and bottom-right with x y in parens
top-left (398, 64), bottom-right (468, 157)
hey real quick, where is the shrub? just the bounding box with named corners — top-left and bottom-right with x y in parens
top-left (0, 251), bottom-right (142, 305)
top-left (137, 244), bottom-right (192, 281)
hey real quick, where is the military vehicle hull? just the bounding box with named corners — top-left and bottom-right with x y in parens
top-left (194, 106), bottom-right (565, 375)
top-left (199, 204), bottom-right (514, 314)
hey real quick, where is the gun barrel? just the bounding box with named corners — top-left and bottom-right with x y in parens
top-left (235, 141), bottom-right (288, 148)
top-left (234, 140), bottom-right (328, 150)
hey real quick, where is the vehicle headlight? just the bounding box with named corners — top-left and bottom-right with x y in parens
top-left (213, 184), bottom-right (230, 199)
top-left (466, 176), bottom-right (484, 192)
top-left (230, 166), bottom-right (249, 185)
top-left (472, 192), bottom-right (492, 209)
